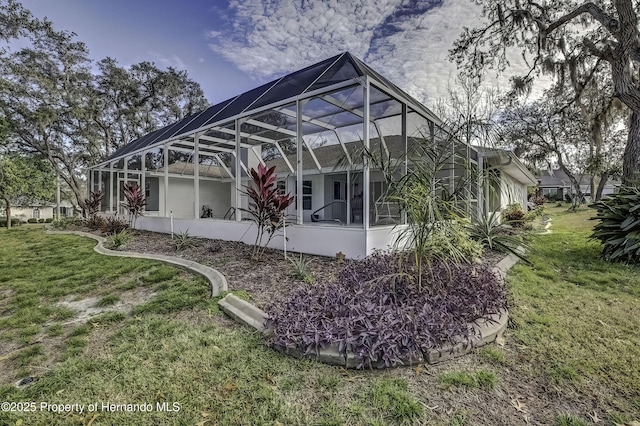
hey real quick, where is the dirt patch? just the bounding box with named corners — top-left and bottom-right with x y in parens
top-left (55, 287), bottom-right (157, 324)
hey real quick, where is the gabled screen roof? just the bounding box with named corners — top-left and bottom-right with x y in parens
top-left (102, 52), bottom-right (438, 165)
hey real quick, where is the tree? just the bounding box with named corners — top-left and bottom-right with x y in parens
top-left (0, 154), bottom-right (55, 228)
top-left (0, 0), bottom-right (208, 212)
top-left (91, 58), bottom-right (208, 156)
top-left (499, 94), bottom-right (590, 208)
top-left (451, 0), bottom-right (640, 185)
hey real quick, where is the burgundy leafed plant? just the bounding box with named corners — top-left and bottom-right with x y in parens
top-left (242, 164), bottom-right (295, 260)
top-left (122, 182), bottom-right (146, 227)
top-left (267, 251), bottom-right (507, 369)
top-left (84, 190), bottom-right (104, 217)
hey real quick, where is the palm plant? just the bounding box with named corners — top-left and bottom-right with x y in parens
top-left (337, 129), bottom-right (482, 290)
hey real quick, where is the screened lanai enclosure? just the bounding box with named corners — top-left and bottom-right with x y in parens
top-left (89, 52), bottom-right (480, 258)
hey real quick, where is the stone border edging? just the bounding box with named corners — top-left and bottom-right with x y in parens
top-left (46, 230), bottom-right (228, 297)
top-left (218, 252), bottom-right (521, 369)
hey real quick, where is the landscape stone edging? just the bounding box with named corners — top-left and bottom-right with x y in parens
top-left (219, 251), bottom-right (522, 368)
top-left (46, 230), bottom-right (228, 297)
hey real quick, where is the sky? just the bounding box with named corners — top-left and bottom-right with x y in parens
top-left (18, 0), bottom-right (534, 109)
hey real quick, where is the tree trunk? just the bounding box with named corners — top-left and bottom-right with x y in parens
top-left (3, 198), bottom-right (11, 229)
top-left (623, 111), bottom-right (640, 185)
top-left (595, 171), bottom-right (609, 201)
top-left (556, 158), bottom-right (583, 200)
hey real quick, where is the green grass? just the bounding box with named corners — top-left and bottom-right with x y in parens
top-left (554, 413), bottom-right (588, 426)
top-left (478, 346), bottom-right (507, 366)
top-left (0, 213), bottom-right (639, 425)
top-left (95, 294), bottom-right (119, 307)
top-left (508, 205), bottom-right (640, 404)
top-left (439, 370), bottom-right (497, 390)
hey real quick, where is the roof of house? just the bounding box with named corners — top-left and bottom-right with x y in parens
top-left (537, 169), bottom-right (621, 188)
top-left (97, 52), bottom-right (440, 167)
top-left (474, 147), bottom-right (538, 186)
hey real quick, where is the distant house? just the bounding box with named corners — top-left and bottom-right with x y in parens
top-left (88, 52), bottom-right (535, 258)
top-left (4, 200), bottom-right (75, 222)
top-left (537, 169), bottom-right (620, 200)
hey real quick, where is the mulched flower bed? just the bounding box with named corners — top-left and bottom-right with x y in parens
top-left (68, 226), bottom-right (506, 311)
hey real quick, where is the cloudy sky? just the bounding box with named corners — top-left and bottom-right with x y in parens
top-left (19, 0), bottom-right (532, 109)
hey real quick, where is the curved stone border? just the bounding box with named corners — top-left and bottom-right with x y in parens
top-left (46, 230), bottom-right (228, 297)
top-left (218, 251), bottom-right (522, 369)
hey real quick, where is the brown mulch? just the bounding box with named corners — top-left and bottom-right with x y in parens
top-left (121, 229), bottom-right (343, 310)
top-left (89, 228), bottom-right (505, 310)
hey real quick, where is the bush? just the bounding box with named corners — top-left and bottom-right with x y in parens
top-left (173, 229), bottom-right (195, 251)
top-left (108, 229), bottom-right (131, 249)
top-left (0, 219), bottom-right (22, 227)
top-left (530, 195), bottom-right (545, 206)
top-left (524, 206), bottom-right (545, 221)
top-left (268, 251), bottom-right (507, 368)
top-left (86, 214), bottom-right (106, 231)
top-left (38, 218), bottom-right (45, 223)
top-left (503, 203), bottom-right (525, 227)
top-left (469, 212), bottom-right (528, 261)
top-left (423, 220), bottom-right (483, 263)
top-left (101, 216), bottom-right (129, 235)
top-left (590, 187), bottom-right (640, 263)
top-left (289, 254), bottom-right (313, 283)
top-left (27, 218), bottom-right (38, 224)
top-left (50, 217), bottom-right (70, 230)
top-left (45, 218), bottom-right (53, 223)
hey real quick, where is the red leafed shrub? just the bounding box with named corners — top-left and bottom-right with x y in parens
top-left (267, 251), bottom-right (507, 368)
top-left (122, 182), bottom-right (146, 226)
top-left (503, 203), bottom-right (525, 227)
top-left (530, 195), bottom-right (545, 206)
top-left (84, 190), bottom-right (104, 217)
top-left (242, 164), bottom-right (295, 260)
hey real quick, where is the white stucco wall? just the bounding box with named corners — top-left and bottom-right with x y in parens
top-left (499, 174), bottom-right (528, 210)
top-left (135, 216), bottom-right (371, 259)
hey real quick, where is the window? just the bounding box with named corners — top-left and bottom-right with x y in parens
top-left (276, 180), bottom-right (286, 195)
top-left (32, 208), bottom-right (40, 219)
top-left (294, 180), bottom-right (313, 210)
top-left (303, 180), bottom-right (312, 210)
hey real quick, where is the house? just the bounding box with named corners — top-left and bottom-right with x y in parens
top-left (3, 200), bottom-right (75, 222)
top-left (538, 169), bottom-right (620, 200)
top-left (88, 52), bottom-right (533, 258)
top-left (475, 147), bottom-right (538, 214)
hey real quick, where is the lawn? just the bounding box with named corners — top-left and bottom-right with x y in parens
top-left (0, 207), bottom-right (638, 425)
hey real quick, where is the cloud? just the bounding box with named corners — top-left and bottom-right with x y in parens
top-left (207, 0), bottom-right (544, 108)
top-left (147, 51), bottom-right (188, 70)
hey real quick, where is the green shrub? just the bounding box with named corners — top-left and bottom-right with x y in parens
top-left (424, 220), bottom-right (483, 263)
top-left (289, 254), bottom-right (313, 283)
top-left (50, 217), bottom-right (70, 230)
top-left (108, 229), bottom-right (131, 249)
top-left (27, 218), bottom-right (38, 224)
top-left (590, 186), bottom-right (640, 263)
top-left (173, 229), bottom-right (195, 251)
top-left (1, 219), bottom-right (22, 227)
top-left (45, 217), bottom-right (53, 223)
top-left (469, 212), bottom-right (528, 261)
top-left (524, 206), bottom-right (545, 221)
top-left (503, 203), bottom-right (525, 227)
